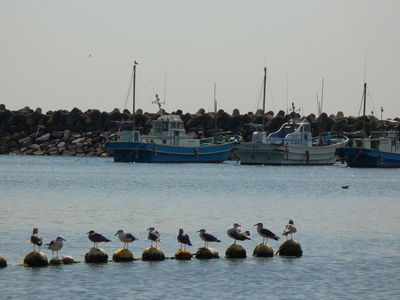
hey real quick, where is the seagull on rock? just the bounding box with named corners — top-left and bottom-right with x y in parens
top-left (115, 230), bottom-right (137, 249)
top-left (198, 229), bottom-right (221, 248)
top-left (282, 220), bottom-right (297, 239)
top-left (147, 227), bottom-right (160, 247)
top-left (254, 223), bottom-right (280, 244)
top-left (31, 228), bottom-right (43, 252)
top-left (177, 228), bottom-right (192, 249)
top-left (227, 223), bottom-right (251, 244)
top-left (46, 236), bottom-right (66, 258)
top-left (87, 230), bottom-right (111, 248)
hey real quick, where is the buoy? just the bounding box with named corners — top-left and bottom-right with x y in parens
top-left (142, 246), bottom-right (165, 261)
top-left (225, 244), bottom-right (246, 258)
top-left (85, 248), bottom-right (108, 263)
top-left (195, 247), bottom-right (219, 259)
top-left (61, 256), bottom-right (75, 264)
top-left (113, 248), bottom-right (134, 262)
top-left (0, 255), bottom-right (7, 268)
top-left (174, 249), bottom-right (192, 260)
top-left (276, 239), bottom-right (303, 257)
top-left (23, 251), bottom-right (49, 267)
top-left (49, 257), bottom-right (62, 265)
top-left (253, 243), bottom-right (274, 257)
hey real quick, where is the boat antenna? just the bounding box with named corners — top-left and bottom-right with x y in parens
top-left (362, 82), bottom-right (367, 137)
top-left (262, 67), bottom-right (267, 131)
top-left (286, 75), bottom-right (289, 115)
top-left (321, 78), bottom-right (324, 115)
top-left (164, 68), bottom-right (167, 104)
top-left (133, 60), bottom-right (138, 130)
top-left (214, 83), bottom-right (217, 134)
top-left (380, 106), bottom-right (384, 129)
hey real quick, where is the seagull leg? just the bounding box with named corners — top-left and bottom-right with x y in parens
top-left (234, 240), bottom-right (237, 245)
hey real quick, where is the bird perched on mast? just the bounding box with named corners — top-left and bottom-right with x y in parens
top-left (87, 231), bottom-right (111, 248)
top-left (30, 228), bottom-right (43, 252)
top-left (282, 220), bottom-right (297, 239)
top-left (177, 229), bottom-right (192, 249)
top-left (254, 223), bottom-right (280, 243)
top-left (227, 223), bottom-right (251, 244)
top-left (46, 236), bottom-right (66, 258)
top-left (115, 230), bottom-right (137, 249)
top-left (147, 227), bottom-right (160, 247)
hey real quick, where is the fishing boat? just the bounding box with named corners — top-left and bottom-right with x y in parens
top-left (105, 62), bottom-right (234, 163)
top-left (236, 67), bottom-right (347, 165)
top-left (336, 83), bottom-right (400, 167)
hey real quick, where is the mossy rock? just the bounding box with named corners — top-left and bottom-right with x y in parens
top-left (49, 257), bottom-right (62, 265)
top-left (195, 247), bottom-right (219, 259)
top-left (24, 251), bottom-right (49, 267)
top-left (61, 256), bottom-right (76, 264)
top-left (174, 249), bottom-right (192, 260)
top-left (85, 248), bottom-right (108, 263)
top-left (277, 239), bottom-right (303, 257)
top-left (0, 255), bottom-right (7, 268)
top-left (225, 244), bottom-right (247, 258)
top-left (253, 243), bottom-right (274, 257)
top-left (113, 248), bottom-right (134, 262)
top-left (142, 246), bottom-right (165, 261)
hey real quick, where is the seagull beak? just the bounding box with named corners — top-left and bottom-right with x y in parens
top-left (114, 232), bottom-right (118, 236)
top-left (62, 238), bottom-right (66, 241)
top-left (253, 224), bottom-right (258, 226)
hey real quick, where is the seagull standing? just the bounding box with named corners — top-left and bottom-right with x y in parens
top-left (282, 220), bottom-right (297, 239)
top-left (198, 229), bottom-right (221, 248)
top-left (115, 229), bottom-right (137, 249)
top-left (254, 223), bottom-right (280, 244)
top-left (227, 223), bottom-right (251, 244)
top-left (87, 230), bottom-right (111, 248)
top-left (46, 236), bottom-right (66, 258)
top-left (177, 229), bottom-right (192, 249)
top-left (31, 228), bottom-right (43, 252)
top-left (147, 227), bottom-right (160, 247)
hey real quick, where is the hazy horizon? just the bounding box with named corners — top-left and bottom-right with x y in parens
top-left (1, 0), bottom-right (399, 118)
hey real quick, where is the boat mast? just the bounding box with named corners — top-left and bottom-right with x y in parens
top-left (362, 82), bottom-right (367, 137)
top-left (133, 60), bottom-right (138, 130)
top-left (214, 83), bottom-right (217, 134)
top-left (262, 67), bottom-right (267, 130)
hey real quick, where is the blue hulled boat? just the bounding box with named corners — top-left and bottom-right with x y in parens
top-left (336, 82), bottom-right (400, 168)
top-left (106, 115), bottom-right (233, 163)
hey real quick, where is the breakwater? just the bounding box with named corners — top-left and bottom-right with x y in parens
top-left (1, 104), bottom-right (399, 156)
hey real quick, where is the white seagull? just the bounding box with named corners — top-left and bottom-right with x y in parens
top-left (227, 223), bottom-right (251, 244)
top-left (46, 236), bottom-right (66, 258)
top-left (147, 227), bottom-right (160, 247)
top-left (282, 220), bottom-right (297, 239)
top-left (198, 229), bottom-right (221, 248)
top-left (30, 228), bottom-right (43, 252)
top-left (254, 223), bottom-right (280, 244)
top-left (115, 229), bottom-right (138, 249)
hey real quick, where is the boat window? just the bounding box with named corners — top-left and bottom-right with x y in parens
top-left (170, 122), bottom-right (175, 129)
top-left (162, 121), bottom-right (168, 131)
top-left (178, 123), bottom-right (183, 129)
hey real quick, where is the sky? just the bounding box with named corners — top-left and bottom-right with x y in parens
top-left (1, 0), bottom-right (399, 118)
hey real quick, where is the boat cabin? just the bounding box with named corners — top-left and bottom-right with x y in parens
top-left (352, 131), bottom-right (400, 154)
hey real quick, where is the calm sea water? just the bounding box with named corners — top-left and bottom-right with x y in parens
top-left (0, 155), bottom-right (399, 299)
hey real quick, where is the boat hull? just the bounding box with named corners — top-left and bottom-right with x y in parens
top-left (237, 143), bottom-right (337, 165)
top-left (105, 142), bottom-right (232, 163)
top-left (337, 147), bottom-right (400, 168)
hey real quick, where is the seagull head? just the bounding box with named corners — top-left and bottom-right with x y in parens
top-left (233, 223), bottom-right (241, 228)
top-left (56, 236), bottom-right (66, 241)
top-left (115, 229), bottom-right (123, 236)
top-left (87, 230), bottom-right (95, 235)
top-left (147, 227), bottom-right (155, 231)
top-left (32, 228), bottom-right (39, 234)
top-left (197, 229), bottom-right (206, 233)
top-left (254, 223), bottom-right (263, 228)
top-left (178, 228), bottom-right (184, 234)
top-left (288, 220), bottom-right (294, 225)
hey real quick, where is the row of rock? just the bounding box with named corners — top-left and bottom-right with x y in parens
top-left (1, 104), bottom-right (400, 156)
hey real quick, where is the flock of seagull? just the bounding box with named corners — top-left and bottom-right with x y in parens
top-left (29, 220), bottom-right (297, 258)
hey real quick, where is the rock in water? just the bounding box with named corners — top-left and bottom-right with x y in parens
top-left (174, 249), bottom-right (192, 260)
top-left (142, 246), bottom-right (165, 261)
top-left (113, 248), bottom-right (134, 262)
top-left (61, 256), bottom-right (75, 264)
top-left (0, 255), bottom-right (7, 267)
top-left (277, 239), bottom-right (303, 257)
top-left (253, 243), bottom-right (274, 257)
top-left (49, 257), bottom-right (62, 265)
top-left (195, 247), bottom-right (219, 259)
top-left (24, 251), bottom-right (49, 267)
top-left (85, 248), bottom-right (108, 263)
top-left (225, 244), bottom-right (247, 258)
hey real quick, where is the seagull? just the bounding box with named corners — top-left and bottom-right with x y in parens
top-left (227, 223), bottom-right (251, 244)
top-left (115, 229), bottom-right (137, 249)
top-left (254, 223), bottom-right (280, 244)
top-left (46, 236), bottom-right (66, 258)
top-left (31, 228), bottom-right (43, 252)
top-left (341, 184), bottom-right (349, 189)
top-left (87, 230), bottom-right (111, 248)
top-left (282, 220), bottom-right (297, 239)
top-left (177, 229), bottom-right (192, 249)
top-left (147, 227), bottom-right (160, 247)
top-left (198, 229), bottom-right (221, 248)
